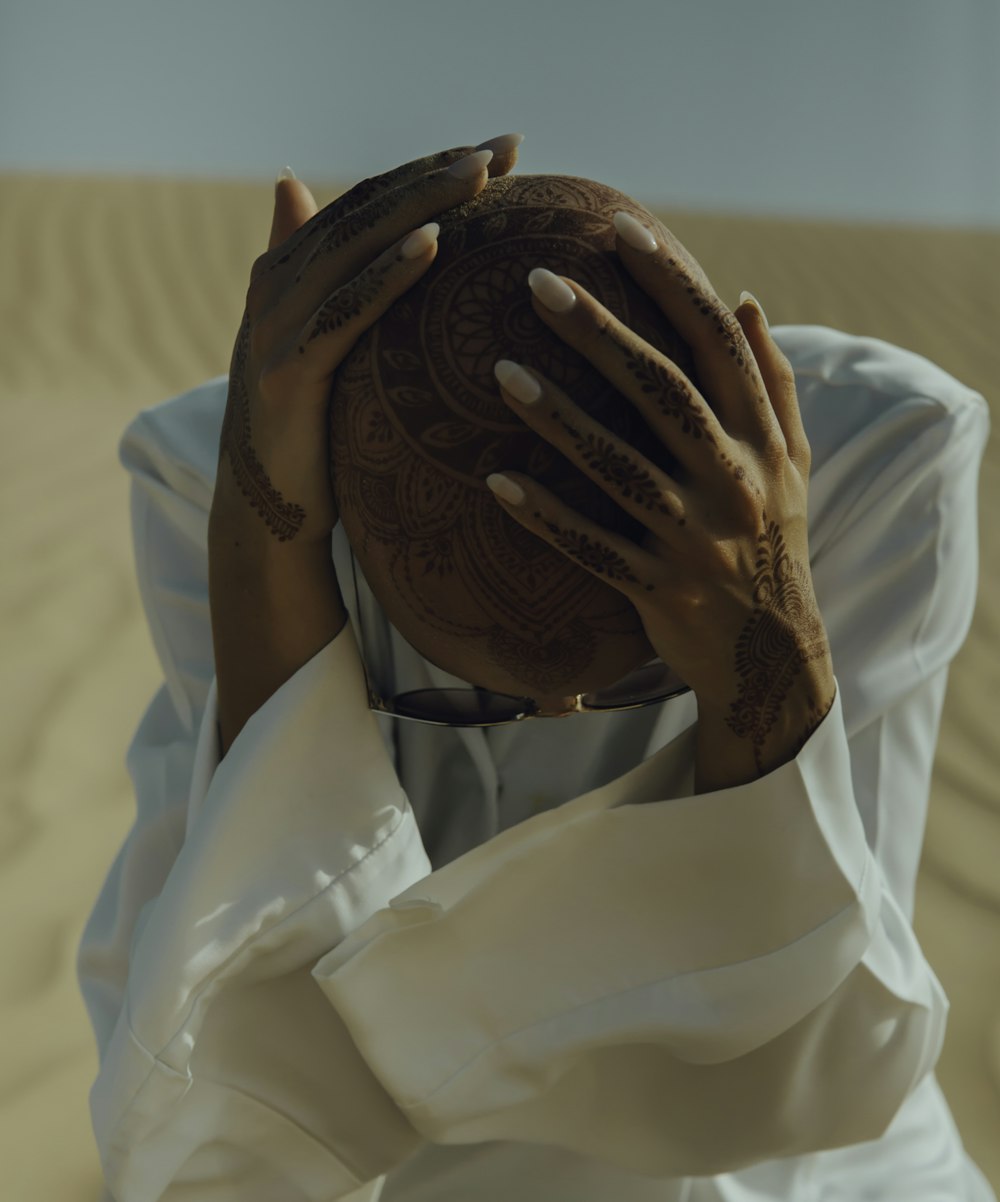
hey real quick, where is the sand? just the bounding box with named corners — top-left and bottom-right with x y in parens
top-left (1, 172), bottom-right (997, 1199)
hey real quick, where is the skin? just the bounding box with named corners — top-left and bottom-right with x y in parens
top-left (210, 137), bottom-right (836, 791)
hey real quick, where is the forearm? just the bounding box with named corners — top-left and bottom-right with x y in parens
top-left (208, 499), bottom-right (348, 759)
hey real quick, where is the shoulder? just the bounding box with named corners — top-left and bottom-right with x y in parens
top-left (773, 324), bottom-right (989, 470)
top-left (774, 325), bottom-right (989, 551)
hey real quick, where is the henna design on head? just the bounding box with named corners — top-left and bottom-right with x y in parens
top-left (486, 620), bottom-right (596, 694)
top-left (221, 317), bottom-right (307, 541)
top-left (724, 514), bottom-right (831, 772)
top-left (328, 173), bottom-right (703, 694)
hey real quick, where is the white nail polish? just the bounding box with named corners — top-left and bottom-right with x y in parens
top-left (613, 211), bottom-right (658, 253)
top-left (528, 268), bottom-right (576, 313)
top-left (739, 290), bottom-right (770, 330)
top-left (448, 149), bottom-right (494, 179)
top-left (494, 359), bottom-right (542, 404)
top-left (487, 473), bottom-right (526, 505)
top-left (400, 222), bottom-right (440, 259)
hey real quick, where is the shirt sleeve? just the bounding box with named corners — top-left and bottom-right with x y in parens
top-left (309, 379), bottom-right (990, 1177)
top-left (85, 365), bottom-right (991, 1198)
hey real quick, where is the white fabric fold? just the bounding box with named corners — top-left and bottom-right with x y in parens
top-left (75, 326), bottom-right (995, 1201)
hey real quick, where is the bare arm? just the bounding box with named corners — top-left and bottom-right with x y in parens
top-left (208, 492), bottom-right (348, 758)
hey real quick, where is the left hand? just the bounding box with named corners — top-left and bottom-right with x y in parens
top-left (487, 213), bottom-right (836, 775)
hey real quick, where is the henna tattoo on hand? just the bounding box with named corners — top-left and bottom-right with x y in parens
top-left (221, 318), bottom-right (307, 542)
top-left (724, 514), bottom-right (832, 772)
top-left (535, 510), bottom-right (648, 588)
top-left (301, 259), bottom-right (396, 351)
top-left (266, 156), bottom-right (452, 270)
top-left (553, 411), bottom-right (681, 522)
top-left (294, 201), bottom-right (405, 281)
top-left (625, 350), bottom-right (718, 444)
top-left (664, 252), bottom-right (756, 381)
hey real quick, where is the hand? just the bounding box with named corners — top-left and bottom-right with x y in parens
top-left (486, 214), bottom-right (836, 781)
top-left (208, 135), bottom-right (523, 755)
top-left (212, 133), bottom-right (524, 549)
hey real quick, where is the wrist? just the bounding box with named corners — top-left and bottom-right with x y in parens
top-left (209, 488), bottom-right (337, 560)
top-left (693, 658), bottom-right (836, 794)
top-left (210, 437), bottom-right (339, 554)
top-left (208, 498), bottom-right (348, 757)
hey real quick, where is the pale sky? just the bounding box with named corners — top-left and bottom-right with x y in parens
top-left (1, 0), bottom-right (996, 227)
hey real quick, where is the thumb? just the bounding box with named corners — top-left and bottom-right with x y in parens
top-left (268, 168), bottom-right (319, 250)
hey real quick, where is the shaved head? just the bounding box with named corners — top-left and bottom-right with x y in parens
top-left (330, 173), bottom-right (702, 703)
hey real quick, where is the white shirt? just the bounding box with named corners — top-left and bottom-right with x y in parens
top-left (77, 325), bottom-right (996, 1202)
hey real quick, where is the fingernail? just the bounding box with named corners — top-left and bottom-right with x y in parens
top-left (495, 358), bottom-right (543, 404)
top-left (401, 222), bottom-right (440, 260)
top-left (448, 149), bottom-right (494, 179)
top-left (527, 267), bottom-right (576, 313)
top-left (275, 165), bottom-right (296, 185)
top-left (475, 133), bottom-right (525, 154)
top-left (486, 473), bottom-right (526, 505)
top-left (613, 211), bottom-right (658, 254)
top-left (739, 290), bottom-right (770, 330)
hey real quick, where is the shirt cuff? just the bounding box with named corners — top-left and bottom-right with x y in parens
top-left (120, 618), bottom-right (433, 1058)
top-left (312, 678), bottom-right (879, 1135)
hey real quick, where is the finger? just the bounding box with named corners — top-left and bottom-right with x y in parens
top-left (484, 470), bottom-right (664, 599)
top-left (259, 220), bottom-right (441, 403)
top-left (523, 268), bottom-right (729, 480)
top-left (319, 132), bottom-right (524, 225)
top-left (734, 296), bottom-right (811, 473)
top-left (610, 213), bottom-right (784, 451)
top-left (268, 174), bottom-right (319, 251)
top-left (493, 359), bottom-right (689, 547)
top-left (267, 133), bottom-right (523, 271)
top-left (258, 148), bottom-right (496, 328)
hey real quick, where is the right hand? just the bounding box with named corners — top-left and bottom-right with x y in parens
top-left (213, 134), bottom-right (525, 549)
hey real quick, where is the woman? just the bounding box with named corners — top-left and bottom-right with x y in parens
top-left (78, 133), bottom-right (995, 1200)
